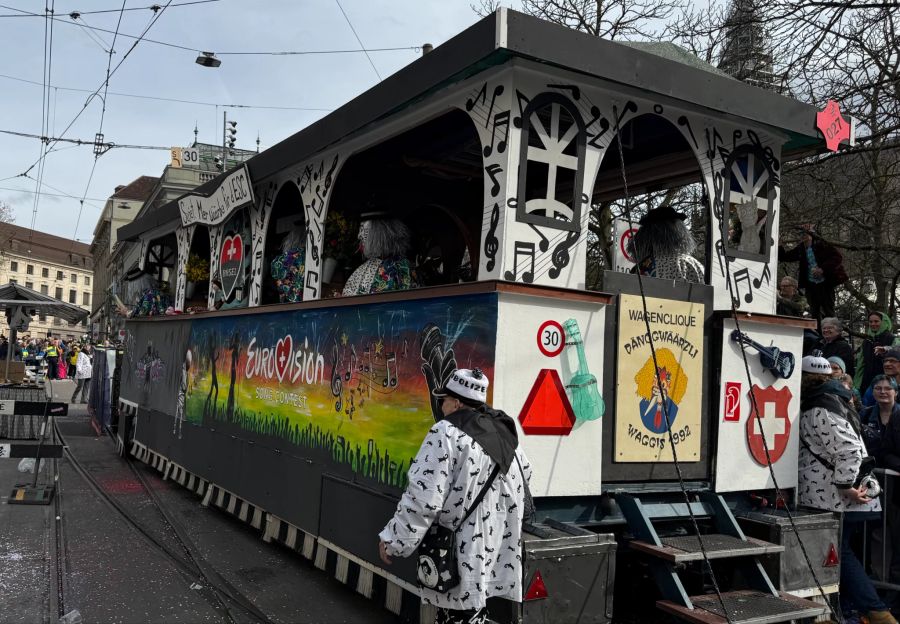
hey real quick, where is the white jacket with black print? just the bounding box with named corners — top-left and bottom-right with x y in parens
top-left (379, 419), bottom-right (532, 611)
top-left (798, 392), bottom-right (880, 513)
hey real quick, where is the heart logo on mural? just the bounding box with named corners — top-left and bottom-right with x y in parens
top-left (274, 335), bottom-right (293, 383)
top-left (220, 234), bottom-right (244, 300)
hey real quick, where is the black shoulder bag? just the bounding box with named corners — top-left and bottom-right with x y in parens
top-left (417, 464), bottom-right (501, 592)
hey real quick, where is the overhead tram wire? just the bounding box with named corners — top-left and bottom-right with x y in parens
top-left (71, 0), bottom-right (128, 253)
top-left (0, 6), bottom-right (420, 57)
top-left (334, 0), bottom-right (381, 80)
top-left (72, 0), bottom-right (175, 252)
top-left (0, 72), bottom-right (334, 111)
top-left (29, 0), bottom-right (55, 249)
top-left (0, 0), bottom-right (219, 18)
top-left (611, 106), bottom-right (735, 623)
top-left (10, 0), bottom-right (172, 225)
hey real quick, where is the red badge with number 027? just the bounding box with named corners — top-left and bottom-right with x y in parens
top-left (816, 100), bottom-right (851, 152)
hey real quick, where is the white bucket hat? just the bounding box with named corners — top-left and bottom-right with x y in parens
top-left (433, 368), bottom-right (489, 404)
top-left (801, 354), bottom-right (832, 375)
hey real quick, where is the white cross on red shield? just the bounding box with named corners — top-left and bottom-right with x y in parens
top-left (746, 384), bottom-right (793, 466)
top-left (220, 234), bottom-right (244, 299)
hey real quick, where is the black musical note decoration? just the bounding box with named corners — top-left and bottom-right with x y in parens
top-left (483, 111), bottom-right (510, 157)
top-left (527, 223), bottom-right (549, 252)
top-left (484, 203), bottom-right (500, 272)
top-left (731, 267), bottom-right (754, 304)
top-left (504, 241), bottom-right (536, 283)
top-left (677, 116), bottom-right (699, 149)
top-left (485, 164), bottom-right (503, 198)
top-left (465, 83), bottom-right (487, 112)
top-left (752, 263), bottom-right (772, 289)
top-left (548, 230), bottom-right (580, 279)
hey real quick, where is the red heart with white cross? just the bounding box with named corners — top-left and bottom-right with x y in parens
top-left (219, 234), bottom-right (244, 299)
top-left (274, 335), bottom-right (293, 383)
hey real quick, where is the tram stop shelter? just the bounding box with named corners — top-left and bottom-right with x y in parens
top-left (0, 282), bottom-right (89, 383)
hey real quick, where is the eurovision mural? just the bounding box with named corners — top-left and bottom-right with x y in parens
top-left (144, 293), bottom-right (500, 489)
top-left (615, 294), bottom-right (704, 462)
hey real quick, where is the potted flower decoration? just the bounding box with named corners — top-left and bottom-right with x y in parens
top-left (184, 253), bottom-right (210, 299)
top-left (323, 211), bottom-right (357, 283)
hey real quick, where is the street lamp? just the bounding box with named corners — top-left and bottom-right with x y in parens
top-left (195, 51), bottom-right (221, 68)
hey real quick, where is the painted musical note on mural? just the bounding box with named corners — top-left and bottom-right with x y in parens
top-left (504, 241), bottom-right (536, 283)
top-left (483, 111), bottom-right (510, 158)
top-left (383, 352), bottom-right (398, 388)
top-left (345, 345), bottom-right (357, 381)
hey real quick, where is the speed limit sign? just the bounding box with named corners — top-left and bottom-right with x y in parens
top-left (537, 320), bottom-right (565, 357)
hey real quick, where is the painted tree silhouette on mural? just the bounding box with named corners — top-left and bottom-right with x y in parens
top-left (226, 331), bottom-right (241, 420)
top-left (203, 330), bottom-right (220, 422)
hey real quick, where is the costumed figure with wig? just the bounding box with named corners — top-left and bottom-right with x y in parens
top-left (270, 221), bottom-right (306, 303)
top-left (342, 212), bottom-right (419, 296)
top-left (627, 206), bottom-right (704, 283)
top-left (129, 272), bottom-right (173, 317)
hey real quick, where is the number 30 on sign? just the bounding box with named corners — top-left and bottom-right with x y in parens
top-left (537, 320), bottom-right (565, 357)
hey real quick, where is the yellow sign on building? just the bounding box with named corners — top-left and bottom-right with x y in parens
top-left (615, 294), bottom-right (704, 463)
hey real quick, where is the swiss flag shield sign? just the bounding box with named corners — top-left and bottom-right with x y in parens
top-left (220, 234), bottom-right (245, 299)
top-left (746, 385), bottom-right (793, 466)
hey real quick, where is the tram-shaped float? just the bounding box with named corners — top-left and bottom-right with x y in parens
top-left (116, 10), bottom-right (841, 623)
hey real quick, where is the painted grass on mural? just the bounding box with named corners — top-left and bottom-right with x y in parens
top-left (185, 373), bottom-right (428, 487)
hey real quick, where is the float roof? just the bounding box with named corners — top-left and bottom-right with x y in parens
top-left (119, 9), bottom-right (823, 242)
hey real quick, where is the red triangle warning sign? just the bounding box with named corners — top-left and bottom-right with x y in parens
top-left (518, 369), bottom-right (576, 435)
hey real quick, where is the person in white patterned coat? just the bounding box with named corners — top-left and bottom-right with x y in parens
top-left (797, 354), bottom-right (895, 624)
top-left (378, 368), bottom-right (532, 624)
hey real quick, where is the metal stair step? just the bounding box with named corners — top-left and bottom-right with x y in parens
top-left (657, 590), bottom-right (827, 624)
top-left (630, 533), bottom-right (785, 562)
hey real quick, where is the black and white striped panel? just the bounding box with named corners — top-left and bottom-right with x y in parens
top-left (117, 399), bottom-right (138, 457)
top-left (129, 443), bottom-right (429, 622)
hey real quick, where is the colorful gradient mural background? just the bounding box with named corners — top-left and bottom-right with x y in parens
top-left (177, 294), bottom-right (497, 488)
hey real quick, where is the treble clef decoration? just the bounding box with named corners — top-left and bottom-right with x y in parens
top-left (548, 230), bottom-right (579, 279)
top-left (484, 202), bottom-right (500, 271)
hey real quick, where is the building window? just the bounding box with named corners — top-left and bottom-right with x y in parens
top-left (39, 311), bottom-right (46, 321)
top-left (10, 261), bottom-right (17, 272)
top-left (82, 292), bottom-right (90, 306)
top-left (70, 273), bottom-right (77, 283)
top-left (84, 276), bottom-right (91, 286)
top-left (55, 287), bottom-right (62, 300)
top-left (25, 281), bottom-right (33, 289)
top-left (40, 285), bottom-right (48, 295)
top-left (56, 270), bottom-right (63, 280)
top-left (53, 317), bottom-right (61, 326)
top-left (9, 278), bottom-right (16, 284)
top-left (42, 267), bottom-right (49, 278)
top-left (26, 264), bottom-right (33, 275)
top-left (69, 290), bottom-right (77, 304)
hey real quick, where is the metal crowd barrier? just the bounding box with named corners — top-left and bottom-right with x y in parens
top-left (863, 468), bottom-right (900, 592)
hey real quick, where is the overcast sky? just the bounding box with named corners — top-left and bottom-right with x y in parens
top-left (0, 0), bottom-right (499, 243)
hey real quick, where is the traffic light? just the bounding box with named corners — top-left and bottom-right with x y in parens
top-left (226, 121), bottom-right (237, 149)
